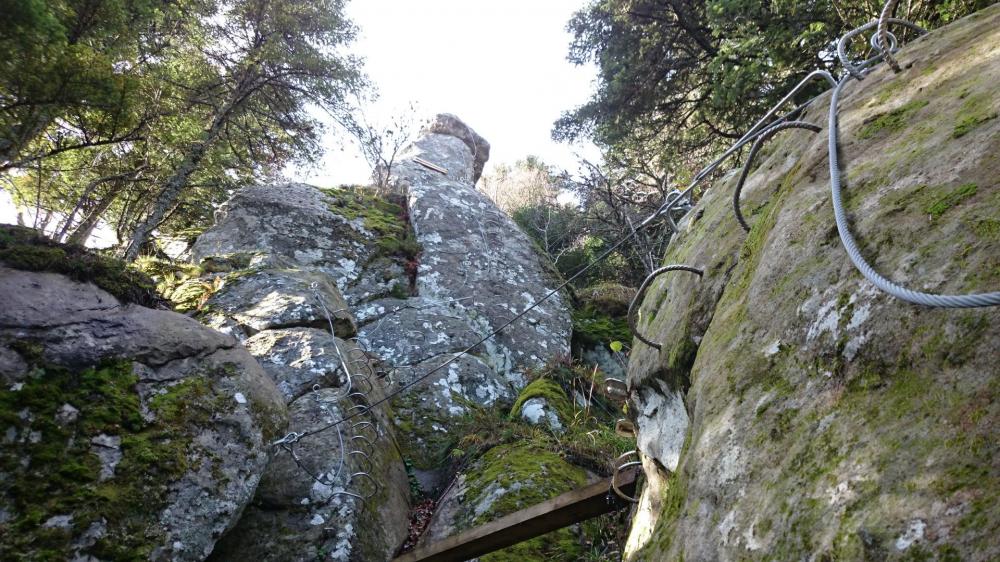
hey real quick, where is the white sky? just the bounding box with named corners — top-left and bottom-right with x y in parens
top-left (291, 0), bottom-right (599, 186)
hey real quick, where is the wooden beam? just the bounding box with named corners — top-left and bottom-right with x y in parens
top-left (393, 467), bottom-right (640, 562)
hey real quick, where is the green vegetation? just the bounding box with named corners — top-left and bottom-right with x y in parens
top-left (448, 362), bottom-right (634, 560)
top-left (925, 183), bottom-right (977, 218)
top-left (321, 187), bottom-right (422, 262)
top-left (572, 305), bottom-right (631, 349)
top-left (0, 224), bottom-right (160, 306)
top-left (952, 91), bottom-right (999, 138)
top-left (553, 0), bottom-right (987, 202)
top-left (509, 377), bottom-right (576, 423)
top-left (0, 343), bottom-right (234, 559)
top-left (1, 0), bottom-right (364, 259)
top-left (858, 100), bottom-right (930, 139)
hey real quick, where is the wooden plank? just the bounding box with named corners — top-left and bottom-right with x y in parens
top-left (393, 467), bottom-right (640, 562)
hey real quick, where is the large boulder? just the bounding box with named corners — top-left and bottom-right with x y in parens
top-left (0, 266), bottom-right (287, 561)
top-left (191, 183), bottom-right (410, 305)
top-left (391, 353), bottom-right (513, 474)
top-left (201, 268), bottom-right (356, 339)
top-left (624, 7), bottom-right (1000, 561)
top-left (390, 114), bottom-right (573, 386)
top-left (209, 387), bottom-right (410, 562)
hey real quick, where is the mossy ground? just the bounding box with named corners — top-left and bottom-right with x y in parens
top-left (0, 343), bottom-right (233, 560)
top-left (0, 225), bottom-right (161, 307)
top-left (409, 360), bottom-right (634, 560)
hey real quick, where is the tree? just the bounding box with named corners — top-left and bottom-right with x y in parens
top-left (339, 100), bottom-right (418, 191)
top-left (0, 0), bottom-right (197, 170)
top-left (554, 0), bottom-right (991, 180)
top-left (479, 156), bottom-right (562, 214)
top-left (121, 0), bottom-right (364, 259)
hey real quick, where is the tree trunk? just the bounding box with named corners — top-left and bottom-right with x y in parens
top-left (121, 110), bottom-right (229, 261)
top-left (66, 183), bottom-right (124, 246)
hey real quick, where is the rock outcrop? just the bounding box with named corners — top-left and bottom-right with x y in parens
top-left (624, 7), bottom-right (1000, 561)
top-left (0, 259), bottom-right (287, 561)
top-left (185, 184), bottom-right (412, 561)
top-left (350, 115), bottom-right (572, 476)
top-left (181, 115), bottom-right (573, 556)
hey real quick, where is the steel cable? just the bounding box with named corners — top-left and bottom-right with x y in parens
top-left (827, 74), bottom-right (1000, 307)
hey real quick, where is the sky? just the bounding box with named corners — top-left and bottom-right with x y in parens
top-left (290, 0), bottom-right (600, 186)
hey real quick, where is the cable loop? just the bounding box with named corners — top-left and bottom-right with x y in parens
top-left (628, 265), bottom-right (705, 350)
top-left (733, 121), bottom-right (822, 232)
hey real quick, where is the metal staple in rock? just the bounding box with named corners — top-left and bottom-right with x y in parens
top-left (627, 265), bottom-right (704, 350)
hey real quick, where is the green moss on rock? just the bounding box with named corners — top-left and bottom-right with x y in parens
top-left (0, 225), bottom-right (161, 307)
top-left (0, 343), bottom-right (234, 560)
top-left (462, 443), bottom-right (590, 561)
top-left (925, 183), bottom-right (977, 218)
top-left (572, 305), bottom-right (631, 349)
top-left (509, 377), bottom-right (575, 424)
top-left (858, 99), bottom-right (929, 139)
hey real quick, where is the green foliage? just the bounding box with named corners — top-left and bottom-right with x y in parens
top-left (555, 0), bottom-right (991, 182)
top-left (0, 224), bottom-right (160, 306)
top-left (2, 0), bottom-right (366, 255)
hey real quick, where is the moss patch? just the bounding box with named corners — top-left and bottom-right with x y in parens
top-left (572, 305), bottom-right (631, 349)
top-left (0, 344), bottom-right (232, 559)
top-left (952, 91), bottom-right (998, 138)
top-left (0, 225), bottom-right (161, 307)
top-left (462, 443), bottom-right (590, 561)
top-left (509, 377), bottom-right (575, 424)
top-left (925, 183), bottom-right (977, 219)
top-left (858, 99), bottom-right (929, 139)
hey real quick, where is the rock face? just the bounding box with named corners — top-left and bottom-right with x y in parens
top-left (0, 266), bottom-right (287, 561)
top-left (188, 114), bottom-right (569, 557)
top-left (190, 190), bottom-right (412, 560)
top-left (624, 7), bottom-right (1000, 561)
top-left (388, 115), bottom-right (572, 385)
top-left (191, 183), bottom-right (408, 306)
top-left (348, 115), bottom-right (572, 475)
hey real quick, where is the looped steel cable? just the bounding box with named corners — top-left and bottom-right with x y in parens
top-left (733, 121), bottom-right (823, 232)
top-left (878, 0), bottom-right (903, 72)
top-left (827, 74), bottom-right (1000, 307)
top-left (838, 18), bottom-right (926, 80)
top-left (628, 265), bottom-right (704, 350)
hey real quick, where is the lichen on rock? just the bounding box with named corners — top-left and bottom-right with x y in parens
top-left (623, 7), bottom-right (1000, 560)
top-left (0, 265), bottom-right (287, 561)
